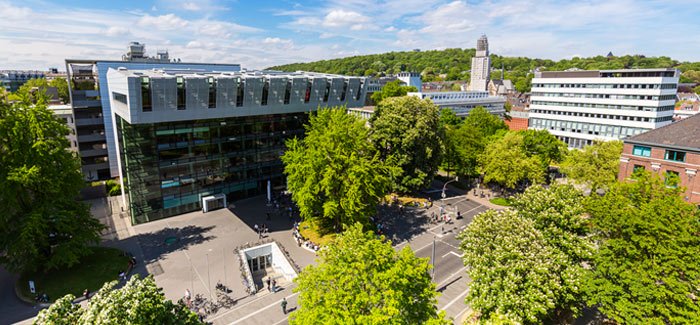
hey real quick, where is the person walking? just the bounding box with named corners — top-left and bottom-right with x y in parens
top-left (281, 297), bottom-right (288, 314)
top-left (83, 289), bottom-right (90, 300)
top-left (271, 279), bottom-right (277, 293)
top-left (254, 223), bottom-right (259, 234)
top-left (266, 277), bottom-right (271, 291)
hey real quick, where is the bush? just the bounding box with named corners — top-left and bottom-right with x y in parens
top-left (105, 179), bottom-right (121, 196)
top-left (489, 197), bottom-right (511, 206)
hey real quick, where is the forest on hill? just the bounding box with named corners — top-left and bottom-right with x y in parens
top-left (268, 48), bottom-right (700, 93)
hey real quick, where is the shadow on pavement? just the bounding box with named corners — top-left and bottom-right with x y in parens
top-left (137, 225), bottom-right (216, 264)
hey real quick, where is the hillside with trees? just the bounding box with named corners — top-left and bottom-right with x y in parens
top-left (268, 49), bottom-right (700, 93)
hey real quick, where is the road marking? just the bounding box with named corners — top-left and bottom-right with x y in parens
top-left (227, 292), bottom-right (299, 325)
top-left (441, 251), bottom-right (463, 258)
top-left (440, 288), bottom-right (469, 311)
top-left (207, 285), bottom-right (292, 322)
top-left (436, 266), bottom-right (467, 287)
top-left (272, 317), bottom-right (289, 325)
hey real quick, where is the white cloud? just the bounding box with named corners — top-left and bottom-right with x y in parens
top-left (182, 2), bottom-right (201, 11)
top-left (138, 14), bottom-right (189, 30)
top-left (384, 26), bottom-right (397, 32)
top-left (105, 26), bottom-right (130, 37)
top-left (418, 1), bottom-right (475, 35)
top-left (0, 2), bottom-right (32, 19)
top-left (263, 37), bottom-right (294, 49)
top-left (322, 9), bottom-right (371, 30)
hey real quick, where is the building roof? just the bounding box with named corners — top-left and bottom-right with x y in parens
top-left (625, 113), bottom-right (700, 151)
top-left (109, 67), bottom-right (356, 79)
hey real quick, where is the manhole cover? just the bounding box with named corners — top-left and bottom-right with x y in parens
top-left (164, 237), bottom-right (178, 245)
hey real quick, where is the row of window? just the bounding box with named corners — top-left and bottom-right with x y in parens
top-left (533, 92), bottom-right (676, 101)
top-left (531, 100), bottom-right (674, 112)
top-left (530, 118), bottom-right (647, 138)
top-left (530, 109), bottom-right (673, 123)
top-left (139, 76), bottom-right (362, 112)
top-left (632, 145), bottom-right (687, 162)
top-left (532, 83), bottom-right (676, 89)
top-left (554, 136), bottom-right (592, 149)
top-left (631, 165), bottom-right (680, 187)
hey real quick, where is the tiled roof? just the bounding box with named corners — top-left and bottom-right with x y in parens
top-left (625, 114), bottom-right (700, 150)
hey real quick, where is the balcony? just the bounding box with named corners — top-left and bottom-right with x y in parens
top-left (77, 133), bottom-right (106, 142)
top-left (80, 148), bottom-right (108, 157)
top-left (76, 117), bottom-right (104, 126)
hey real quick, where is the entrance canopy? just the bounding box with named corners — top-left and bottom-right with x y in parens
top-left (202, 193), bottom-right (226, 213)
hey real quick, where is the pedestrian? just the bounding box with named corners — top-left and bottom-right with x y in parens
top-left (457, 211), bottom-right (462, 220)
top-left (83, 289), bottom-right (90, 300)
top-left (254, 223), bottom-right (259, 234)
top-left (281, 297), bottom-right (288, 314)
top-left (271, 279), bottom-right (277, 293)
top-left (266, 212), bottom-right (271, 221)
top-left (184, 288), bottom-right (191, 302)
top-left (266, 277), bottom-right (271, 291)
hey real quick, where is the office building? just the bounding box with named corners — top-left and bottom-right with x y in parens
top-left (396, 72), bottom-right (422, 90)
top-left (106, 68), bottom-right (366, 224)
top-left (407, 90), bottom-right (506, 117)
top-left (529, 68), bottom-right (679, 148)
top-left (66, 42), bottom-right (241, 181)
top-left (469, 35), bottom-right (491, 91)
top-left (619, 113), bottom-right (700, 204)
top-left (1, 70), bottom-right (46, 92)
top-left (48, 103), bottom-right (78, 152)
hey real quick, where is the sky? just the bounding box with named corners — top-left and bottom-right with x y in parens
top-left (1, 0), bottom-right (699, 71)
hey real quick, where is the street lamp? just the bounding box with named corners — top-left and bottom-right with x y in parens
top-left (441, 176), bottom-right (459, 199)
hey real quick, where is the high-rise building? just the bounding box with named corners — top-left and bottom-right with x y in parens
top-left (529, 68), bottom-right (679, 148)
top-left (106, 68), bottom-right (367, 224)
top-left (469, 35), bottom-right (491, 92)
top-left (66, 42), bottom-right (241, 181)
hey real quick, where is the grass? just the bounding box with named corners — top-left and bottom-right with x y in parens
top-left (489, 197), bottom-right (512, 206)
top-left (17, 247), bottom-right (130, 302)
top-left (298, 220), bottom-right (336, 246)
top-left (384, 193), bottom-right (428, 207)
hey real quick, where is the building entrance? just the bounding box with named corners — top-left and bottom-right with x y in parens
top-left (249, 254), bottom-right (272, 272)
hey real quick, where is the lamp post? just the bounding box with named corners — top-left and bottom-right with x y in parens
top-left (441, 176), bottom-right (459, 199)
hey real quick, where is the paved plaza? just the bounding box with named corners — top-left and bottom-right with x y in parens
top-left (2, 183), bottom-right (499, 325)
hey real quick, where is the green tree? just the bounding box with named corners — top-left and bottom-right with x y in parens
top-left (370, 96), bottom-right (443, 193)
top-left (291, 223), bottom-right (449, 325)
top-left (370, 80), bottom-right (418, 105)
top-left (693, 85), bottom-right (700, 94)
top-left (560, 140), bottom-right (623, 192)
top-left (282, 108), bottom-right (392, 232)
top-left (49, 77), bottom-right (70, 103)
top-left (0, 99), bottom-right (103, 273)
top-left (34, 275), bottom-right (200, 324)
top-left (520, 129), bottom-right (567, 169)
top-left (479, 132), bottom-right (544, 189)
top-left (585, 172), bottom-right (700, 324)
top-left (463, 106), bottom-right (508, 137)
top-left (458, 209), bottom-right (582, 324)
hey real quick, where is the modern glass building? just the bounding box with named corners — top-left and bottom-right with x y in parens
top-left (107, 68), bottom-right (366, 224)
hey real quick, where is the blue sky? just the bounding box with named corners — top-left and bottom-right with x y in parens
top-left (1, 0), bottom-right (699, 70)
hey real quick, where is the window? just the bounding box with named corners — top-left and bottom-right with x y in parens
top-left (208, 77), bottom-right (216, 108)
top-left (632, 145), bottom-right (651, 157)
top-left (304, 81), bottom-right (311, 103)
top-left (664, 170), bottom-right (680, 188)
top-left (236, 80), bottom-right (244, 107)
top-left (113, 92), bottom-right (127, 104)
top-left (283, 80), bottom-right (291, 105)
top-left (141, 77), bottom-right (151, 112)
top-left (322, 80), bottom-right (330, 102)
top-left (633, 165), bottom-right (645, 174)
top-left (665, 150), bottom-right (686, 162)
top-left (340, 80), bottom-right (348, 102)
top-left (176, 77), bottom-right (186, 110)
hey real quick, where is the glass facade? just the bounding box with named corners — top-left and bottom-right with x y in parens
top-left (116, 113), bottom-right (308, 224)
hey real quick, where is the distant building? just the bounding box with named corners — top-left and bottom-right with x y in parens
top-left (506, 106), bottom-right (529, 131)
top-left (106, 68), bottom-right (366, 224)
top-left (47, 104), bottom-right (78, 152)
top-left (469, 35), bottom-right (491, 92)
top-left (488, 79), bottom-right (514, 96)
top-left (396, 72), bottom-right (422, 90)
top-left (408, 90), bottom-right (505, 117)
top-left (0, 70), bottom-right (45, 92)
top-left (348, 106), bottom-right (375, 120)
top-left (674, 92), bottom-right (700, 120)
top-left (618, 113), bottom-right (700, 204)
top-left (529, 68), bottom-right (679, 148)
top-left (66, 42), bottom-right (241, 181)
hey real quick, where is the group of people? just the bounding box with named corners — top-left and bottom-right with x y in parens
top-left (253, 223), bottom-right (269, 239)
top-left (292, 223), bottom-right (320, 251)
top-left (265, 277), bottom-right (278, 293)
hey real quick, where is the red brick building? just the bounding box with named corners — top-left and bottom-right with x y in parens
top-left (619, 114), bottom-right (700, 203)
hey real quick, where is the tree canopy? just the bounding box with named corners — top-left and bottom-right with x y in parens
top-left (291, 223), bottom-right (449, 325)
top-left (560, 140), bottom-right (623, 192)
top-left (479, 132), bottom-right (544, 189)
top-left (369, 96), bottom-right (443, 193)
top-left (584, 172), bottom-right (700, 324)
top-left (459, 185), bottom-right (591, 324)
top-left (34, 275), bottom-right (200, 324)
top-left (281, 107), bottom-right (392, 232)
top-left (0, 98), bottom-right (103, 273)
top-left (269, 49), bottom-right (696, 93)
top-left (370, 80), bottom-right (418, 105)
top-left (14, 77), bottom-right (70, 104)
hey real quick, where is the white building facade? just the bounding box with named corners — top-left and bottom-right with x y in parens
top-left (469, 35), bottom-right (490, 92)
top-left (529, 68), bottom-right (679, 148)
top-left (408, 91), bottom-right (505, 117)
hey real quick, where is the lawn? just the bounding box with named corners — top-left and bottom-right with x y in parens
top-left (384, 193), bottom-right (428, 207)
top-left (490, 197), bottom-right (512, 206)
top-left (299, 220), bottom-right (336, 246)
top-left (17, 247), bottom-right (130, 302)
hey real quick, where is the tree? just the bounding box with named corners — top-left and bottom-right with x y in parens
top-left (369, 96), bottom-right (443, 193)
top-left (458, 209), bottom-right (583, 324)
top-left (463, 106), bottom-right (508, 137)
top-left (585, 172), bottom-right (700, 324)
top-left (520, 129), bottom-right (567, 169)
top-left (693, 85), bottom-right (700, 94)
top-left (291, 223), bottom-right (449, 325)
top-left (560, 140), bottom-right (623, 192)
top-left (479, 132), bottom-right (544, 190)
top-left (0, 99), bottom-right (103, 273)
top-left (49, 77), bottom-right (70, 103)
top-left (370, 80), bottom-right (418, 105)
top-left (281, 108), bottom-right (392, 232)
top-left (34, 275), bottom-right (200, 324)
